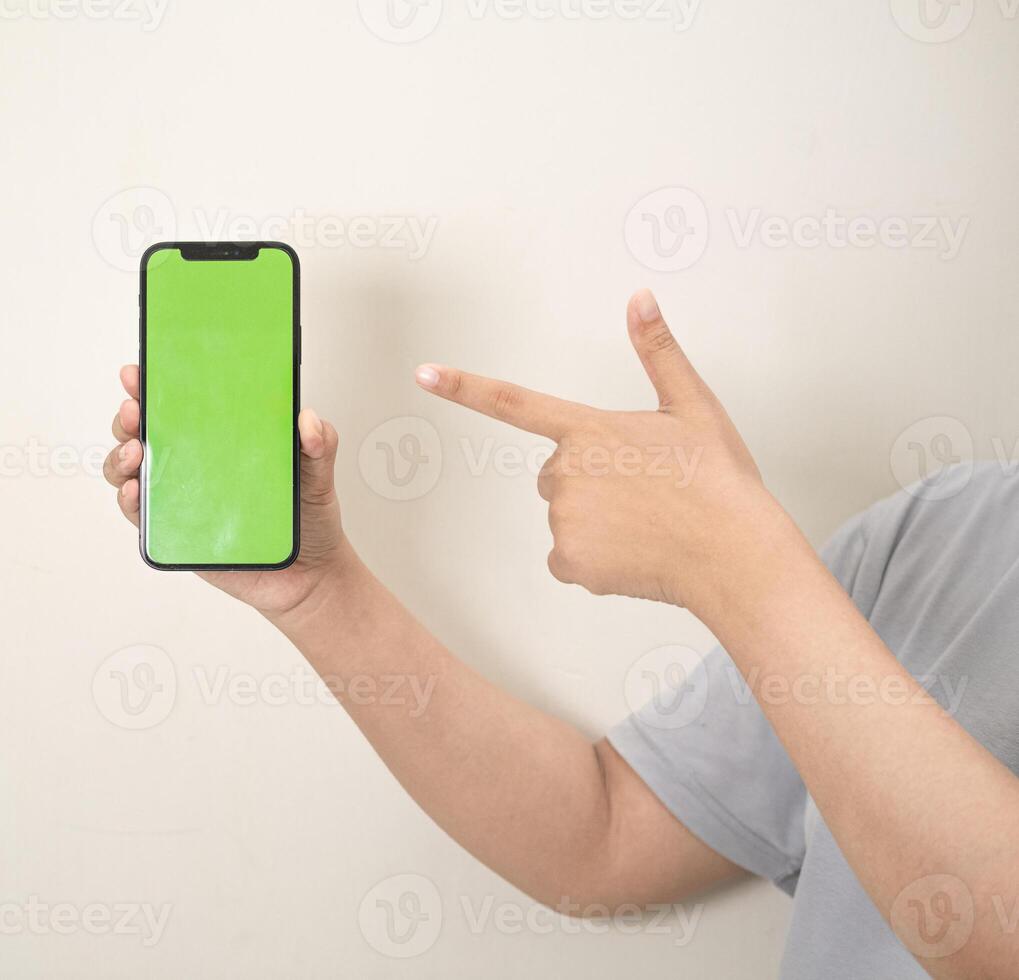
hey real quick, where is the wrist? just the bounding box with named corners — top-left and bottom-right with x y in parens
top-left (675, 489), bottom-right (814, 627)
top-left (265, 542), bottom-right (373, 637)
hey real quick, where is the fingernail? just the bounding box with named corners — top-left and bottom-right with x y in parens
top-left (636, 289), bottom-right (660, 323)
top-left (415, 365), bottom-right (440, 389)
top-left (305, 408), bottom-right (324, 438)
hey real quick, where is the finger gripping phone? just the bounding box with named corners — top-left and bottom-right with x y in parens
top-left (139, 242), bottom-right (300, 570)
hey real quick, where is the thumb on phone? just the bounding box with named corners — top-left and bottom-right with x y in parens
top-left (298, 408), bottom-right (338, 502)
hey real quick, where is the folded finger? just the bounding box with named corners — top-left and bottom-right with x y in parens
top-left (117, 478), bottom-right (140, 528)
top-left (112, 398), bottom-right (140, 443)
top-left (537, 448), bottom-right (561, 502)
top-left (103, 438), bottom-right (142, 488)
top-left (120, 364), bottom-right (140, 400)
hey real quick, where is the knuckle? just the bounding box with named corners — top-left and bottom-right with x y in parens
top-left (547, 548), bottom-right (572, 584)
top-left (643, 324), bottom-right (678, 355)
top-left (538, 460), bottom-right (560, 489)
top-left (447, 371), bottom-right (464, 398)
top-left (102, 450), bottom-right (119, 485)
top-left (490, 386), bottom-right (519, 421)
top-left (552, 536), bottom-right (580, 570)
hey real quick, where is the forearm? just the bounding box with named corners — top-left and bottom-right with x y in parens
top-left (701, 503), bottom-right (1019, 978)
top-left (266, 548), bottom-right (615, 908)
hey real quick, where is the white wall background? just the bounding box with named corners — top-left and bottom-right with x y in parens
top-left (2, 0), bottom-right (1018, 976)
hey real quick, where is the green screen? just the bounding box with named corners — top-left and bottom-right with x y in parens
top-left (142, 246), bottom-right (296, 567)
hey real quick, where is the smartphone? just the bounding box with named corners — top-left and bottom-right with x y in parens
top-left (139, 242), bottom-right (300, 570)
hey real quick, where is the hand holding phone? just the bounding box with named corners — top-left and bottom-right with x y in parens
top-left (104, 365), bottom-right (351, 616)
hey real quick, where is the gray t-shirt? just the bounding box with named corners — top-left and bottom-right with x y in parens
top-left (608, 463), bottom-right (1019, 978)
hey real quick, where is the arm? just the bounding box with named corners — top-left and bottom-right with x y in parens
top-left (415, 288), bottom-right (1019, 978)
top-left (707, 521), bottom-right (1019, 978)
top-left (270, 561), bottom-right (742, 908)
top-left (103, 364), bottom-right (741, 912)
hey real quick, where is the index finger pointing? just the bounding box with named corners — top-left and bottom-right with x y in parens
top-left (415, 363), bottom-right (587, 440)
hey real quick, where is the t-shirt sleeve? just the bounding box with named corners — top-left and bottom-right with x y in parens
top-left (606, 511), bottom-right (870, 894)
